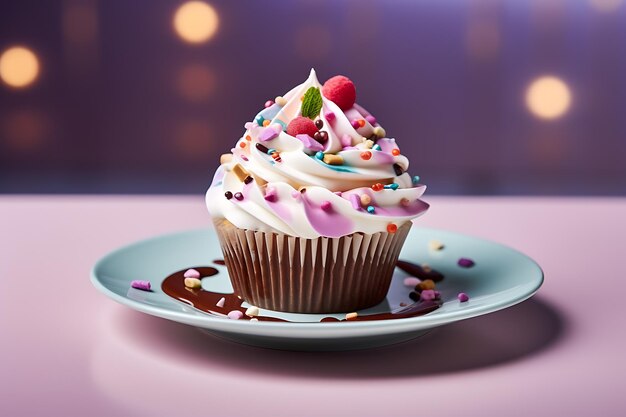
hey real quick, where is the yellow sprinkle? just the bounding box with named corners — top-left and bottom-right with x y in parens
top-left (345, 312), bottom-right (358, 320)
top-left (220, 153), bottom-right (233, 164)
top-left (231, 163), bottom-right (250, 182)
top-left (363, 139), bottom-right (374, 149)
top-left (275, 96), bottom-right (287, 106)
top-left (262, 119), bottom-right (271, 127)
top-left (184, 277), bottom-right (202, 289)
top-left (245, 306), bottom-right (260, 317)
top-left (373, 126), bottom-right (386, 138)
top-left (428, 240), bottom-right (444, 251)
top-left (323, 154), bottom-right (344, 165)
top-left (360, 194), bottom-right (372, 207)
top-left (417, 279), bottom-right (435, 291)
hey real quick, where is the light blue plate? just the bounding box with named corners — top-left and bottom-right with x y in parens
top-left (91, 227), bottom-right (543, 351)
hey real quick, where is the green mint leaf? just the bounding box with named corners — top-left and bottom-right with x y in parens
top-left (301, 87), bottom-right (323, 119)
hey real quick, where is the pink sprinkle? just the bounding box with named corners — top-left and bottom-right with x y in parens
top-left (334, 191), bottom-right (343, 196)
top-left (365, 115), bottom-right (377, 125)
top-left (291, 191), bottom-right (300, 199)
top-left (458, 258), bottom-right (475, 268)
top-left (244, 122), bottom-right (255, 130)
top-left (259, 127), bottom-right (279, 142)
top-left (320, 201), bottom-right (332, 211)
top-left (420, 289), bottom-right (437, 301)
top-left (325, 111), bottom-right (335, 121)
top-left (264, 187), bottom-right (278, 202)
top-left (349, 194), bottom-right (361, 210)
top-left (264, 100), bottom-right (274, 108)
top-left (351, 120), bottom-right (360, 129)
top-left (216, 297), bottom-right (226, 308)
top-left (131, 280), bottom-right (151, 291)
top-left (240, 155), bottom-right (249, 161)
top-left (227, 310), bottom-right (244, 320)
top-left (184, 269), bottom-right (200, 278)
top-left (340, 134), bottom-right (352, 147)
top-left (458, 292), bottom-right (470, 302)
top-left (403, 277), bottom-right (420, 287)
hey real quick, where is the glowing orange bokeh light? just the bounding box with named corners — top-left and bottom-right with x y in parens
top-left (173, 1), bottom-right (219, 44)
top-left (525, 76), bottom-right (572, 120)
top-left (0, 46), bottom-right (40, 88)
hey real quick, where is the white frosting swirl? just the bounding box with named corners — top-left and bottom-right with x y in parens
top-left (206, 69), bottom-right (428, 238)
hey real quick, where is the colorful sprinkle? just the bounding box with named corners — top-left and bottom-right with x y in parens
top-left (403, 277), bottom-right (420, 287)
top-left (334, 191), bottom-right (343, 196)
top-left (416, 279), bottom-right (435, 291)
top-left (234, 192), bottom-right (244, 201)
top-left (428, 240), bottom-right (444, 251)
top-left (360, 150), bottom-right (372, 160)
top-left (184, 269), bottom-right (201, 278)
top-left (360, 194), bottom-right (372, 206)
top-left (384, 183), bottom-right (399, 190)
top-left (387, 223), bottom-right (398, 233)
top-left (239, 142), bottom-right (246, 148)
top-left (420, 289), bottom-right (438, 301)
top-left (275, 96), bottom-right (287, 106)
top-left (264, 100), bottom-right (274, 108)
top-left (412, 175), bottom-right (420, 185)
top-left (227, 310), bottom-right (244, 320)
top-left (365, 115), bottom-right (377, 125)
top-left (259, 127), bottom-right (279, 141)
top-left (367, 205), bottom-right (375, 214)
top-left (184, 277), bottom-right (202, 289)
top-left (373, 126), bottom-right (386, 138)
top-left (220, 153), bottom-right (233, 164)
top-left (357, 119), bottom-right (366, 128)
top-left (224, 191), bottom-right (233, 200)
top-left (243, 176), bottom-right (253, 184)
top-left (264, 187), bottom-right (278, 202)
top-left (400, 198), bottom-right (410, 207)
top-left (458, 293), bottom-right (470, 302)
top-left (372, 144), bottom-right (382, 151)
top-left (351, 119), bottom-right (360, 129)
top-left (245, 135), bottom-right (251, 141)
top-left (255, 115), bottom-right (264, 126)
top-left (345, 312), bottom-right (358, 320)
top-left (216, 297), bottom-right (225, 308)
top-left (325, 111), bottom-right (335, 121)
top-left (255, 143), bottom-right (269, 153)
top-left (458, 258), bottom-right (475, 268)
top-left (130, 280), bottom-right (151, 291)
top-left (349, 194), bottom-right (361, 210)
top-left (267, 148), bottom-right (276, 154)
top-left (262, 119), bottom-right (271, 127)
top-left (320, 200), bottom-right (332, 211)
top-left (372, 183), bottom-right (384, 191)
top-left (296, 134), bottom-right (324, 152)
top-left (391, 148), bottom-right (401, 156)
top-left (240, 155), bottom-right (249, 161)
top-left (315, 151), bottom-right (325, 160)
top-left (363, 139), bottom-right (374, 149)
top-left (323, 154), bottom-right (344, 165)
top-left (245, 306), bottom-right (260, 317)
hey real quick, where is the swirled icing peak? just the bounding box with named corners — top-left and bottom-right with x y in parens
top-left (206, 69), bottom-right (428, 238)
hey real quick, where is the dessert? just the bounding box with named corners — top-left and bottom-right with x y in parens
top-left (206, 69), bottom-right (429, 313)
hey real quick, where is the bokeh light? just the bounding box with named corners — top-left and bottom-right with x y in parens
top-left (2, 110), bottom-right (47, 151)
top-left (0, 46), bottom-right (40, 88)
top-left (173, 1), bottom-right (219, 44)
top-left (589, 0), bottom-right (623, 12)
top-left (176, 64), bottom-right (216, 101)
top-left (525, 76), bottom-right (572, 120)
top-left (175, 120), bottom-right (213, 158)
top-left (294, 25), bottom-right (331, 61)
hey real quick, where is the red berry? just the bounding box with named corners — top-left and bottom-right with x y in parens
top-left (287, 116), bottom-right (318, 137)
top-left (322, 75), bottom-right (356, 111)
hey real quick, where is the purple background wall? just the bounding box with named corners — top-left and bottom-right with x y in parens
top-left (1, 0), bottom-right (625, 195)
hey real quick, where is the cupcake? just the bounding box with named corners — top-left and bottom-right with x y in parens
top-left (206, 70), bottom-right (428, 313)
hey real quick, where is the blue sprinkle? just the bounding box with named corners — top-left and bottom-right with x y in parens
top-left (267, 148), bottom-right (276, 155)
top-left (372, 144), bottom-right (382, 151)
top-left (412, 176), bottom-right (420, 185)
top-left (384, 183), bottom-right (399, 190)
top-left (366, 205), bottom-right (375, 214)
top-left (315, 151), bottom-right (325, 160)
top-left (255, 115), bottom-right (265, 126)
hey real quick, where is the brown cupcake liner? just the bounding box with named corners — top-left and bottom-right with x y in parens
top-left (213, 219), bottom-right (411, 313)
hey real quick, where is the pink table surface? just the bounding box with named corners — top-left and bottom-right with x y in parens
top-left (1, 196), bottom-right (625, 417)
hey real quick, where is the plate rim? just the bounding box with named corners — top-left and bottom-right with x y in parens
top-left (91, 227), bottom-right (544, 337)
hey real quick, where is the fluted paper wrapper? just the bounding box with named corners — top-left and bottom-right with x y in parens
top-left (213, 219), bottom-right (411, 313)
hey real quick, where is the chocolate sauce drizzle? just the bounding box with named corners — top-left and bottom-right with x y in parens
top-left (161, 260), bottom-right (443, 323)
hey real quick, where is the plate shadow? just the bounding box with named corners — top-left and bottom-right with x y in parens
top-left (111, 296), bottom-right (566, 379)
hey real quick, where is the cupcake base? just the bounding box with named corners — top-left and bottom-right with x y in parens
top-left (213, 219), bottom-right (411, 313)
